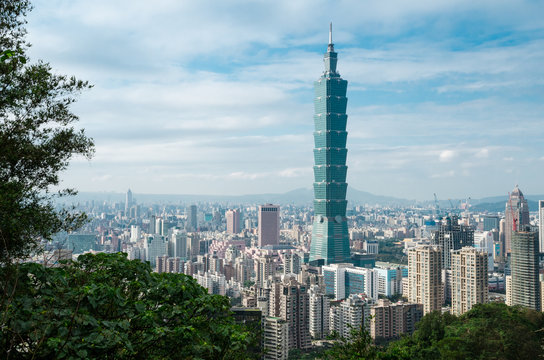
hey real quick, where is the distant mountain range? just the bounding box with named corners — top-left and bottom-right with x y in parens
top-left (66, 188), bottom-right (544, 211)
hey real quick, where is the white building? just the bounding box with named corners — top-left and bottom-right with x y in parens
top-left (308, 285), bottom-right (330, 339)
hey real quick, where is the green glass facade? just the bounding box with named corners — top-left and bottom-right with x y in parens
top-left (309, 31), bottom-right (351, 264)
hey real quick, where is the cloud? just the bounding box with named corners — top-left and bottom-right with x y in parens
top-left (439, 150), bottom-right (456, 162)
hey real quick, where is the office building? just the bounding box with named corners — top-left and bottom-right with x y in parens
top-left (370, 299), bottom-right (423, 340)
top-left (226, 209), bottom-right (241, 234)
top-left (170, 230), bottom-right (187, 259)
top-left (125, 188), bottom-right (132, 216)
top-left (323, 263), bottom-right (378, 301)
top-left (145, 235), bottom-right (167, 268)
top-left (510, 227), bottom-right (540, 311)
top-left (451, 247), bottom-right (488, 315)
top-left (309, 24), bottom-right (351, 265)
top-left (308, 285), bottom-right (330, 339)
top-left (258, 204), bottom-right (280, 247)
top-left (407, 245), bottom-right (442, 314)
top-left (483, 215), bottom-right (500, 231)
top-left (505, 185), bottom-right (530, 254)
top-left (538, 200), bottom-right (544, 253)
top-left (433, 216), bottom-right (473, 269)
top-left (263, 317), bottom-right (289, 360)
top-left (186, 204), bottom-right (197, 232)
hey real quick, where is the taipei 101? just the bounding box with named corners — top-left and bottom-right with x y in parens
top-left (1, 1), bottom-right (543, 359)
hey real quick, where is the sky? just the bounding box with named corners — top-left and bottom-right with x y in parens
top-left (26, 0), bottom-right (544, 200)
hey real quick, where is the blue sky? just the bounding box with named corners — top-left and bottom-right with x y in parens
top-left (27, 0), bottom-right (544, 200)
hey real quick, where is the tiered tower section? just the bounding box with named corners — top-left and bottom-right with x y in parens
top-left (309, 24), bottom-right (351, 264)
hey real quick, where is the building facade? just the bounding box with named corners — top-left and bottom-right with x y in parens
top-left (510, 227), bottom-right (540, 311)
top-left (308, 285), bottom-right (330, 339)
top-left (263, 317), bottom-right (289, 360)
top-left (258, 204), bottom-right (280, 247)
top-left (451, 247), bottom-right (488, 315)
top-left (370, 299), bottom-right (423, 340)
top-left (278, 278), bottom-right (311, 350)
top-left (407, 245), bottom-right (442, 314)
top-left (504, 185), bottom-right (530, 254)
top-left (432, 216), bottom-right (474, 269)
top-left (309, 25), bottom-right (351, 265)
top-left (226, 209), bottom-right (241, 234)
top-left (539, 200), bottom-right (544, 253)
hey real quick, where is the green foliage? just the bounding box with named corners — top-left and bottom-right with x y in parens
top-left (325, 326), bottom-right (379, 360)
top-left (0, 0), bottom-right (94, 263)
top-left (383, 304), bottom-right (544, 360)
top-left (0, 253), bottom-right (259, 359)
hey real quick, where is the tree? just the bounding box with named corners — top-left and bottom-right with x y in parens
top-left (383, 304), bottom-right (544, 360)
top-left (0, 253), bottom-right (259, 359)
top-left (325, 326), bottom-right (379, 360)
top-left (0, 0), bottom-right (94, 263)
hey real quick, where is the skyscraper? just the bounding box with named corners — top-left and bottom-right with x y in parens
top-left (539, 200), bottom-right (544, 253)
top-left (258, 204), bottom-right (280, 247)
top-left (432, 215), bottom-right (474, 269)
top-left (186, 204), bottom-right (197, 232)
top-left (510, 226), bottom-right (540, 311)
top-left (309, 24), bottom-right (350, 265)
top-left (226, 209), bottom-right (241, 234)
top-left (125, 188), bottom-right (132, 215)
top-left (505, 185), bottom-right (529, 254)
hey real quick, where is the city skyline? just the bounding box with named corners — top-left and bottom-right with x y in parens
top-left (27, 1), bottom-right (544, 200)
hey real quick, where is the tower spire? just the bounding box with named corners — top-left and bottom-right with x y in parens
top-left (328, 22), bottom-right (334, 52)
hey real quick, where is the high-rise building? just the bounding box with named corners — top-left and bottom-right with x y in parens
top-left (323, 263), bottom-right (378, 301)
top-left (145, 235), bottom-right (167, 268)
top-left (263, 317), bottom-right (289, 360)
top-left (256, 254), bottom-right (275, 288)
top-left (278, 277), bottom-right (311, 350)
top-left (539, 200), bottom-right (544, 253)
top-left (284, 253), bottom-right (301, 275)
top-left (258, 204), bottom-right (280, 247)
top-left (186, 204), bottom-right (198, 232)
top-left (171, 230), bottom-right (187, 259)
top-left (432, 216), bottom-right (474, 269)
top-left (483, 215), bottom-right (500, 231)
top-left (125, 189), bottom-right (132, 216)
top-left (451, 247), bottom-right (488, 315)
top-left (510, 227), bottom-right (540, 311)
top-left (370, 299), bottom-right (423, 340)
top-left (407, 245), bottom-right (442, 314)
top-left (226, 209), bottom-right (241, 234)
top-left (504, 185), bottom-right (530, 254)
top-left (309, 24), bottom-right (350, 265)
top-left (329, 294), bottom-right (371, 340)
top-left (308, 285), bottom-right (330, 339)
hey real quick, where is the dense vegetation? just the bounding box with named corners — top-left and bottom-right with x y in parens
top-left (0, 253), bottom-right (259, 359)
top-left (324, 303), bottom-right (544, 360)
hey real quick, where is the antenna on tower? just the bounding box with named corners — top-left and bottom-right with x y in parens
top-left (329, 22), bottom-right (332, 45)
